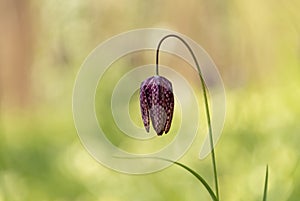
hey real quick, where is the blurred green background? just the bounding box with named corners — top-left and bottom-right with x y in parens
top-left (0, 0), bottom-right (300, 200)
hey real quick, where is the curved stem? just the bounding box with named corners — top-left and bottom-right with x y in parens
top-left (156, 34), bottom-right (219, 200)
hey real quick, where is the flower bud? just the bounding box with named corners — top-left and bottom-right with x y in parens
top-left (140, 76), bottom-right (174, 135)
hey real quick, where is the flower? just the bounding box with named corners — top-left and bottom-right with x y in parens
top-left (140, 75), bottom-right (174, 135)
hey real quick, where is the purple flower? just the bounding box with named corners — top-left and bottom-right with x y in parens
top-left (140, 76), bottom-right (174, 135)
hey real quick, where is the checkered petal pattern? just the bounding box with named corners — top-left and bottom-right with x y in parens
top-left (140, 76), bottom-right (174, 135)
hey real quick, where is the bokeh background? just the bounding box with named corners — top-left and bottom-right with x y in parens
top-left (0, 0), bottom-right (300, 200)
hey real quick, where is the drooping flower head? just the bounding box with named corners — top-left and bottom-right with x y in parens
top-left (140, 75), bottom-right (174, 135)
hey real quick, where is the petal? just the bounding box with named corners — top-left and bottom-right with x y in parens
top-left (149, 104), bottom-right (166, 135)
top-left (140, 81), bottom-right (150, 132)
top-left (159, 77), bottom-right (174, 134)
top-left (149, 78), bottom-right (167, 135)
top-left (162, 88), bottom-right (174, 133)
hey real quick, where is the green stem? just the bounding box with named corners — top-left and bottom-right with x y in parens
top-left (156, 34), bottom-right (219, 200)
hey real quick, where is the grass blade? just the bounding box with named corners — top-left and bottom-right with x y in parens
top-left (262, 165), bottom-right (269, 201)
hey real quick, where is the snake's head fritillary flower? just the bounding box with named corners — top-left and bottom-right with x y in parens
top-left (140, 75), bottom-right (174, 136)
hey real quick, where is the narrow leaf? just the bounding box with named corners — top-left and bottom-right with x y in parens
top-left (262, 165), bottom-right (269, 201)
top-left (168, 159), bottom-right (219, 201)
top-left (115, 156), bottom-right (219, 201)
